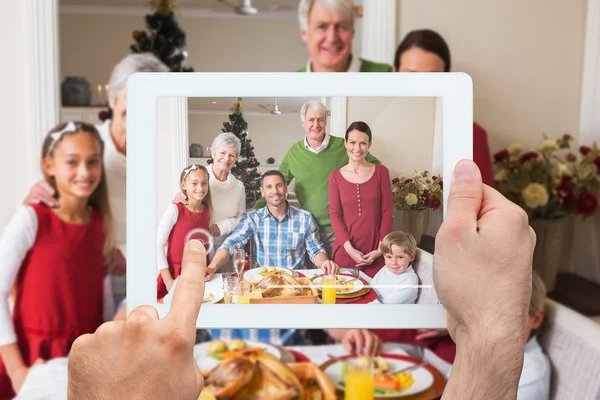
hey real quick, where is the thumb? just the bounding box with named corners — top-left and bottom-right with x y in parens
top-left (444, 159), bottom-right (483, 234)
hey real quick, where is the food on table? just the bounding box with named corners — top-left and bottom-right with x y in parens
top-left (250, 290), bottom-right (263, 299)
top-left (198, 390), bottom-right (217, 400)
top-left (256, 271), bottom-right (306, 297)
top-left (207, 340), bottom-right (227, 356)
top-left (374, 373), bottom-right (399, 391)
top-left (203, 293), bottom-right (215, 303)
top-left (258, 266), bottom-right (267, 275)
top-left (203, 348), bottom-right (304, 399)
top-left (340, 357), bottom-right (416, 396)
top-left (373, 357), bottom-right (390, 375)
top-left (267, 266), bottom-right (276, 272)
top-left (227, 339), bottom-right (247, 352)
top-left (394, 371), bottom-right (415, 389)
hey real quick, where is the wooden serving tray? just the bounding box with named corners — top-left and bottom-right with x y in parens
top-left (249, 277), bottom-right (319, 304)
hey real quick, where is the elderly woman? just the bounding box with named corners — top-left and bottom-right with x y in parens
top-left (297, 0), bottom-right (392, 72)
top-left (174, 132), bottom-right (246, 272)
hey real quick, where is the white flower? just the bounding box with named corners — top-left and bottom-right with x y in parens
top-left (522, 183), bottom-right (549, 208)
top-left (557, 162), bottom-right (571, 176)
top-left (509, 143), bottom-right (524, 155)
top-left (392, 186), bottom-right (399, 193)
top-left (430, 183), bottom-right (441, 193)
top-left (398, 174), bottom-right (406, 181)
top-left (405, 193), bottom-right (418, 206)
top-left (413, 173), bottom-right (422, 180)
top-left (538, 139), bottom-right (559, 153)
top-left (577, 164), bottom-right (598, 180)
top-left (494, 169), bottom-right (509, 182)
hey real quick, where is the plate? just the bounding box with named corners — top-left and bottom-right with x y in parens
top-left (312, 274), bottom-right (365, 295)
top-left (321, 354), bottom-right (434, 398)
top-left (202, 287), bottom-right (224, 304)
top-left (194, 340), bottom-right (282, 371)
top-left (243, 267), bottom-right (293, 282)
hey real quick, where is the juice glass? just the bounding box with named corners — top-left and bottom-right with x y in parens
top-left (344, 357), bottom-right (374, 400)
top-left (236, 281), bottom-right (251, 304)
top-left (223, 276), bottom-right (239, 304)
top-left (321, 274), bottom-right (337, 304)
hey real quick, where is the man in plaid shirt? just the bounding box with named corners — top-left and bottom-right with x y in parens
top-left (203, 170), bottom-right (382, 353)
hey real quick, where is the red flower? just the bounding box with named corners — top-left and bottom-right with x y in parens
top-left (575, 192), bottom-right (598, 217)
top-left (439, 180), bottom-right (443, 189)
top-left (430, 198), bottom-right (442, 210)
top-left (594, 156), bottom-right (600, 172)
top-left (392, 177), bottom-right (400, 184)
top-left (579, 146), bottom-right (592, 156)
top-left (519, 151), bottom-right (539, 164)
top-left (432, 176), bottom-right (438, 181)
top-left (566, 153), bottom-right (577, 162)
top-left (207, 159), bottom-right (212, 164)
top-left (556, 185), bottom-right (576, 209)
top-left (560, 175), bottom-right (572, 185)
top-left (493, 149), bottom-right (510, 163)
top-left (405, 178), bottom-right (413, 183)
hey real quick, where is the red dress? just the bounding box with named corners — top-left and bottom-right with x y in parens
top-left (329, 164), bottom-right (394, 278)
top-left (0, 204), bottom-right (105, 400)
top-left (157, 203), bottom-right (210, 301)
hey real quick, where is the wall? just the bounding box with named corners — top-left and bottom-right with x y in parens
top-left (156, 98), bottom-right (180, 222)
top-left (398, 0), bottom-right (587, 154)
top-left (0, 2), bottom-right (31, 230)
top-left (346, 97), bottom-right (436, 179)
top-left (59, 12), bottom-right (309, 91)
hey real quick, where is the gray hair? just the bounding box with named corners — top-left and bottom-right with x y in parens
top-left (108, 53), bottom-right (169, 102)
top-left (300, 100), bottom-right (328, 123)
top-left (210, 132), bottom-right (241, 158)
top-left (298, 0), bottom-right (355, 31)
top-left (529, 270), bottom-right (547, 317)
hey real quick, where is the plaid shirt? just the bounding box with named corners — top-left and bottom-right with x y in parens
top-left (201, 329), bottom-right (312, 346)
top-left (219, 203), bottom-right (325, 269)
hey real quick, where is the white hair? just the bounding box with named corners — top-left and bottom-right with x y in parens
top-left (529, 270), bottom-right (547, 317)
top-left (210, 132), bottom-right (241, 158)
top-left (300, 100), bottom-right (328, 123)
top-left (108, 53), bottom-right (169, 102)
top-left (298, 0), bottom-right (355, 31)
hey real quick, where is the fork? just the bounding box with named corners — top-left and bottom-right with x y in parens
top-left (388, 361), bottom-right (426, 375)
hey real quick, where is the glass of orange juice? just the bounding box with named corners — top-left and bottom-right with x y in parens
top-left (321, 274), bottom-right (337, 304)
top-left (344, 356), bottom-right (374, 400)
top-left (224, 276), bottom-right (238, 304)
top-left (236, 281), bottom-right (251, 304)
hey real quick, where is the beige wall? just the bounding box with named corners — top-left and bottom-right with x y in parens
top-left (398, 0), bottom-right (587, 154)
top-left (346, 97), bottom-right (436, 179)
top-left (59, 13), bottom-right (309, 90)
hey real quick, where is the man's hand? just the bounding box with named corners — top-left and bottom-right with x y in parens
top-left (320, 260), bottom-right (339, 275)
top-left (105, 249), bottom-right (126, 276)
top-left (23, 180), bottom-right (57, 208)
top-left (68, 240), bottom-right (207, 399)
top-left (435, 159), bottom-right (536, 400)
top-left (210, 224), bottom-right (221, 237)
top-left (340, 329), bottom-right (382, 357)
top-left (205, 266), bottom-right (217, 282)
top-left (172, 192), bottom-right (188, 205)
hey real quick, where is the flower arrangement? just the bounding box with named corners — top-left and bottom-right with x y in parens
top-left (493, 134), bottom-right (600, 220)
top-left (391, 171), bottom-right (443, 211)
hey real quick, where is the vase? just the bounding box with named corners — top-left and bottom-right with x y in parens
top-left (530, 216), bottom-right (571, 293)
top-left (395, 209), bottom-right (430, 244)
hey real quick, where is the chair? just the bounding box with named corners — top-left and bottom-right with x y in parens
top-left (411, 248), bottom-right (440, 304)
top-left (538, 299), bottom-right (600, 399)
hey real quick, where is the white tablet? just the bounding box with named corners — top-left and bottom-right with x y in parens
top-left (126, 72), bottom-right (472, 329)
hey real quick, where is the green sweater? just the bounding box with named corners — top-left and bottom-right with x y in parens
top-left (297, 58), bottom-right (392, 72)
top-left (254, 136), bottom-right (380, 232)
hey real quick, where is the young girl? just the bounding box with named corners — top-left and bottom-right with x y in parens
top-left (0, 121), bottom-right (111, 399)
top-left (370, 231), bottom-right (419, 304)
top-left (156, 164), bottom-right (212, 301)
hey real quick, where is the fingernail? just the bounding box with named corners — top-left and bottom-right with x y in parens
top-left (453, 160), bottom-right (476, 183)
top-left (187, 239), bottom-right (204, 251)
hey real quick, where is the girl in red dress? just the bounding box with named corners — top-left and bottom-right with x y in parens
top-left (0, 121), bottom-right (111, 399)
top-left (156, 164), bottom-right (212, 301)
top-left (329, 121), bottom-right (394, 278)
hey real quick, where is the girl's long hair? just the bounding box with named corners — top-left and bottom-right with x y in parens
top-left (42, 121), bottom-right (113, 256)
top-left (180, 164), bottom-right (214, 226)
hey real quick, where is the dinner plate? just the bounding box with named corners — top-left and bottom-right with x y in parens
top-left (161, 282), bottom-right (224, 304)
top-left (321, 354), bottom-right (434, 398)
top-left (194, 340), bottom-right (282, 371)
top-left (243, 267), bottom-right (294, 282)
top-left (312, 274), bottom-right (365, 295)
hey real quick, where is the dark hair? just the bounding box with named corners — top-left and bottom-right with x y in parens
top-left (260, 170), bottom-right (286, 186)
top-left (42, 120), bottom-right (113, 255)
top-left (394, 29), bottom-right (451, 72)
top-left (345, 121), bottom-right (372, 142)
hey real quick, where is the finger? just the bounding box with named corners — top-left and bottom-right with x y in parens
top-left (444, 159), bottom-right (482, 233)
top-left (167, 240), bottom-right (207, 327)
top-left (375, 337), bottom-right (383, 356)
top-left (363, 330), bottom-right (375, 356)
top-left (353, 331), bottom-right (364, 356)
top-left (341, 335), bottom-right (354, 354)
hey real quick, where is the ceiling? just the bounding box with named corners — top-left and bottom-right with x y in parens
top-left (60, 0), bottom-right (299, 14)
top-left (188, 96), bottom-right (317, 115)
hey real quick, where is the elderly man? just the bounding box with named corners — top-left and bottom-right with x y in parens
top-left (208, 170), bottom-right (339, 279)
top-left (297, 0), bottom-right (391, 72)
top-left (254, 100), bottom-right (380, 257)
top-left (23, 53), bottom-right (170, 310)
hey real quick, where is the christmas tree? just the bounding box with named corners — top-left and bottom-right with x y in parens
top-left (214, 98), bottom-right (261, 208)
top-left (130, 0), bottom-right (194, 72)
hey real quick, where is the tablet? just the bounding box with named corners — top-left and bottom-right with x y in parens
top-left (127, 72), bottom-right (472, 328)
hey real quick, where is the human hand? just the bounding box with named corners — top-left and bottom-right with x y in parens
top-left (171, 192), bottom-right (188, 205)
top-left (105, 249), bottom-right (126, 276)
top-left (341, 329), bottom-right (382, 357)
top-left (344, 243), bottom-right (367, 265)
top-left (68, 240), bottom-right (207, 399)
top-left (9, 364), bottom-right (30, 394)
top-left (320, 260), bottom-right (339, 275)
top-left (415, 329), bottom-right (449, 341)
top-left (360, 250), bottom-right (381, 266)
top-left (210, 224), bottom-right (221, 237)
top-left (23, 180), bottom-right (57, 208)
top-left (205, 266), bottom-right (217, 282)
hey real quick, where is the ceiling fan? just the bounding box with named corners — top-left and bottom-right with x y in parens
top-left (257, 97), bottom-right (294, 115)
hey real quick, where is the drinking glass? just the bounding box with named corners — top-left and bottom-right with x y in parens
top-left (233, 249), bottom-right (246, 278)
top-left (223, 276), bottom-right (239, 304)
top-left (344, 357), bottom-right (374, 400)
top-left (321, 274), bottom-right (337, 304)
top-left (236, 281), bottom-right (251, 304)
